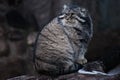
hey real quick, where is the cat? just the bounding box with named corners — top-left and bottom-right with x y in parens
top-left (34, 4), bottom-right (93, 76)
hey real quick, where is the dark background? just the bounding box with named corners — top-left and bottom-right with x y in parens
top-left (0, 0), bottom-right (120, 79)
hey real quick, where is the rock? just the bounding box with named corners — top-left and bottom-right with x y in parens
top-left (7, 75), bottom-right (36, 80)
top-left (82, 61), bottom-right (105, 72)
top-left (0, 57), bottom-right (28, 80)
top-left (56, 73), bottom-right (120, 80)
top-left (27, 32), bottom-right (37, 46)
top-left (0, 39), bottom-right (9, 57)
top-left (7, 72), bottom-right (120, 80)
top-left (7, 61), bottom-right (120, 80)
top-left (0, 27), bottom-right (9, 57)
top-left (108, 64), bottom-right (120, 75)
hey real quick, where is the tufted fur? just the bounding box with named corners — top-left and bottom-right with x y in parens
top-left (34, 4), bottom-right (93, 76)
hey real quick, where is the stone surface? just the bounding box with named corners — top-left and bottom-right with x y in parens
top-left (8, 61), bottom-right (120, 80)
top-left (7, 71), bottom-right (120, 80)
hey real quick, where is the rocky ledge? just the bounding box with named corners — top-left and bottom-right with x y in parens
top-left (8, 61), bottom-right (120, 80)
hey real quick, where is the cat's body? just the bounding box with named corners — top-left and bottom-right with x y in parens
top-left (34, 5), bottom-right (93, 75)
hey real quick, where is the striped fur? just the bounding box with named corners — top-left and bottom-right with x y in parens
top-left (34, 5), bottom-right (93, 76)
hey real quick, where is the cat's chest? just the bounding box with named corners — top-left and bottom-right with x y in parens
top-left (63, 26), bottom-right (81, 41)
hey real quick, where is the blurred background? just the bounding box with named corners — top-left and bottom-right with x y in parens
top-left (0, 0), bottom-right (120, 79)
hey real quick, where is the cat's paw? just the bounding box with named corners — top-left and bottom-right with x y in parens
top-left (76, 58), bottom-right (87, 65)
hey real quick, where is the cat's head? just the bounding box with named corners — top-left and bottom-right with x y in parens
top-left (62, 4), bottom-right (88, 18)
top-left (59, 4), bottom-right (89, 27)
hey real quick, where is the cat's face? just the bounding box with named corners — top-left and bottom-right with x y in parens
top-left (59, 5), bottom-right (88, 27)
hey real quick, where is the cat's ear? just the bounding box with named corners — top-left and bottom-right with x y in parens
top-left (63, 5), bottom-right (68, 10)
top-left (62, 4), bottom-right (69, 13)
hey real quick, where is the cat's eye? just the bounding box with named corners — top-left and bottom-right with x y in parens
top-left (65, 12), bottom-right (70, 15)
top-left (81, 8), bottom-right (87, 13)
top-left (74, 8), bottom-right (80, 12)
top-left (81, 10), bottom-right (86, 13)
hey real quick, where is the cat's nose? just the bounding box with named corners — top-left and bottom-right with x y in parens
top-left (71, 13), bottom-right (74, 15)
top-left (69, 13), bottom-right (74, 16)
top-left (69, 13), bottom-right (74, 18)
top-left (66, 13), bottom-right (74, 20)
